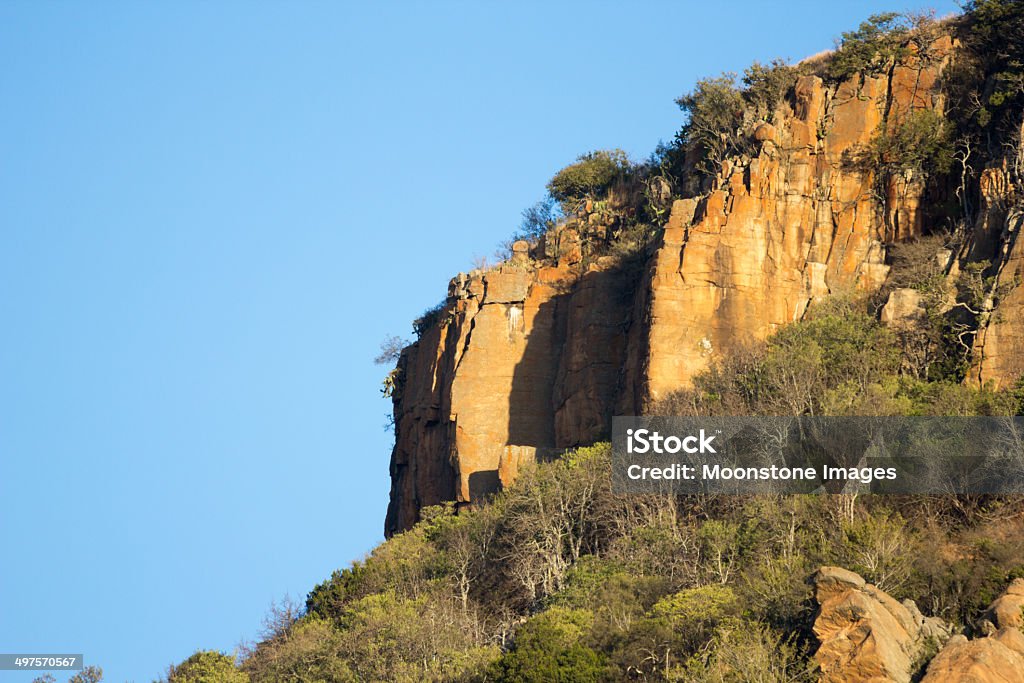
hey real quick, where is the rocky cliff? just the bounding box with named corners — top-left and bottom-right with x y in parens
top-left (386, 33), bottom-right (1024, 536)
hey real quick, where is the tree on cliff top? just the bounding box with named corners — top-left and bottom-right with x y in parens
top-left (674, 74), bottom-right (746, 180)
top-left (827, 12), bottom-right (912, 82)
top-left (546, 149), bottom-right (633, 214)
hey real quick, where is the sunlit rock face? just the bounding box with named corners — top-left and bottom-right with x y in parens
top-left (383, 35), bottom-right (1012, 535)
top-left (969, 163), bottom-right (1024, 389)
top-left (811, 566), bottom-right (951, 683)
top-left (919, 579), bottom-right (1024, 683)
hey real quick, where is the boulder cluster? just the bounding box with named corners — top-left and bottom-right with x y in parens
top-left (812, 567), bottom-right (1024, 682)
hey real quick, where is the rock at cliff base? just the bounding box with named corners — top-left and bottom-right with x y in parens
top-left (920, 630), bottom-right (1024, 683)
top-left (920, 579), bottom-right (1024, 683)
top-left (984, 578), bottom-right (1024, 632)
top-left (812, 567), bottom-right (950, 683)
top-left (880, 288), bottom-right (926, 326)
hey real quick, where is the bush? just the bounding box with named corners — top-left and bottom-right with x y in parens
top-left (839, 512), bottom-right (917, 593)
top-left (546, 149), bottom-right (633, 213)
top-left (168, 651), bottom-right (248, 683)
top-left (668, 299), bottom-right (901, 416)
top-left (515, 196), bottom-right (560, 242)
top-left (650, 293), bottom-right (1024, 418)
top-left (490, 607), bottom-right (608, 683)
top-left (675, 74), bottom-right (747, 180)
top-left (337, 591), bottom-right (494, 683)
top-left (306, 564), bottom-right (368, 622)
top-left (828, 12), bottom-right (911, 82)
top-left (651, 585), bottom-right (741, 650)
top-left (959, 0), bottom-right (1024, 138)
top-left (681, 622), bottom-right (814, 683)
top-left (413, 300), bottom-right (450, 338)
top-left (859, 108), bottom-right (955, 180)
top-left (743, 59), bottom-right (797, 121)
top-left (241, 617), bottom-right (352, 683)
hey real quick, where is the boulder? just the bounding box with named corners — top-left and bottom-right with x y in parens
top-left (880, 288), bottom-right (926, 326)
top-left (754, 121), bottom-right (776, 141)
top-left (982, 578), bottom-right (1024, 632)
top-left (919, 579), bottom-right (1024, 682)
top-left (920, 630), bottom-right (1024, 682)
top-left (811, 567), bottom-right (950, 683)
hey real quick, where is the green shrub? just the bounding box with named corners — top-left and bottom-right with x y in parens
top-left (490, 607), bottom-right (608, 683)
top-left (839, 512), bottom-right (916, 593)
top-left (681, 622), bottom-right (814, 683)
top-left (168, 651), bottom-right (248, 683)
top-left (413, 300), bottom-right (450, 338)
top-left (516, 196), bottom-right (559, 242)
top-left (546, 149), bottom-right (633, 213)
top-left (828, 12), bottom-right (911, 82)
top-left (675, 74), bottom-right (747, 180)
top-left (743, 59), bottom-right (797, 121)
top-left (337, 591), bottom-right (495, 683)
top-left (959, 0), bottom-right (1024, 136)
top-left (241, 617), bottom-right (352, 683)
top-left (650, 293), bottom-right (1024, 418)
top-left (651, 585), bottom-right (740, 644)
top-left (858, 108), bottom-right (955, 179)
top-left (306, 564), bottom-right (368, 622)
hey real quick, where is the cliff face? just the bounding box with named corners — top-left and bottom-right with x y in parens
top-left (970, 158), bottom-right (1024, 388)
top-left (385, 35), bottom-right (1022, 535)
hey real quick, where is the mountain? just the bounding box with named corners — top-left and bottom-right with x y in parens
top-left (386, 8), bottom-right (1024, 536)
top-left (162, 3), bottom-right (1024, 681)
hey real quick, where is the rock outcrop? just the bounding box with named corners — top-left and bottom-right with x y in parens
top-left (981, 578), bottom-right (1024, 633)
top-left (921, 630), bottom-right (1024, 683)
top-left (384, 34), bottom-right (1024, 534)
top-left (880, 288), bottom-right (926, 327)
top-left (810, 571), bottom-right (1024, 682)
top-left (811, 567), bottom-right (950, 683)
top-left (969, 162), bottom-right (1024, 388)
top-left (919, 579), bottom-right (1024, 682)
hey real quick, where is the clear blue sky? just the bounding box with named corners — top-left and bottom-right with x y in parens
top-left (0, 1), bottom-right (959, 680)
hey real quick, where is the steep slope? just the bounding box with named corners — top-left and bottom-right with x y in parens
top-left (385, 36), bottom-right (978, 535)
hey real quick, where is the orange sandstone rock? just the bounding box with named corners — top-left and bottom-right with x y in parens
top-left (384, 37), bottom-right (990, 535)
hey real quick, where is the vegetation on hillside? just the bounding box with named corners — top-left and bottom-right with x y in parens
top-left (184, 2), bottom-right (1024, 680)
top-left (174, 294), bottom-right (1024, 682)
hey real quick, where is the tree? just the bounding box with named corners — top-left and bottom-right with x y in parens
top-left (828, 12), bottom-right (911, 82)
top-left (546, 150), bottom-right (632, 213)
top-left (683, 623), bottom-right (813, 683)
top-left (335, 591), bottom-right (495, 683)
top-left (497, 445), bottom-right (611, 603)
top-left (68, 668), bottom-right (103, 683)
top-left (516, 197), bottom-right (560, 242)
top-left (490, 607), bottom-right (607, 683)
top-left (742, 59), bottom-right (796, 121)
top-left (412, 300), bottom-right (449, 338)
top-left (241, 617), bottom-right (353, 683)
top-left (675, 74), bottom-right (746, 179)
top-left (374, 335), bottom-right (407, 366)
top-left (167, 651), bottom-right (248, 683)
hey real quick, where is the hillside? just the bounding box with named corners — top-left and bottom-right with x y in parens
top-left (162, 2), bottom-right (1024, 681)
top-left (385, 4), bottom-right (1024, 537)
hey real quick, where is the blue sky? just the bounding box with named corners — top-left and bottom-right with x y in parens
top-left (0, 1), bottom-right (959, 680)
